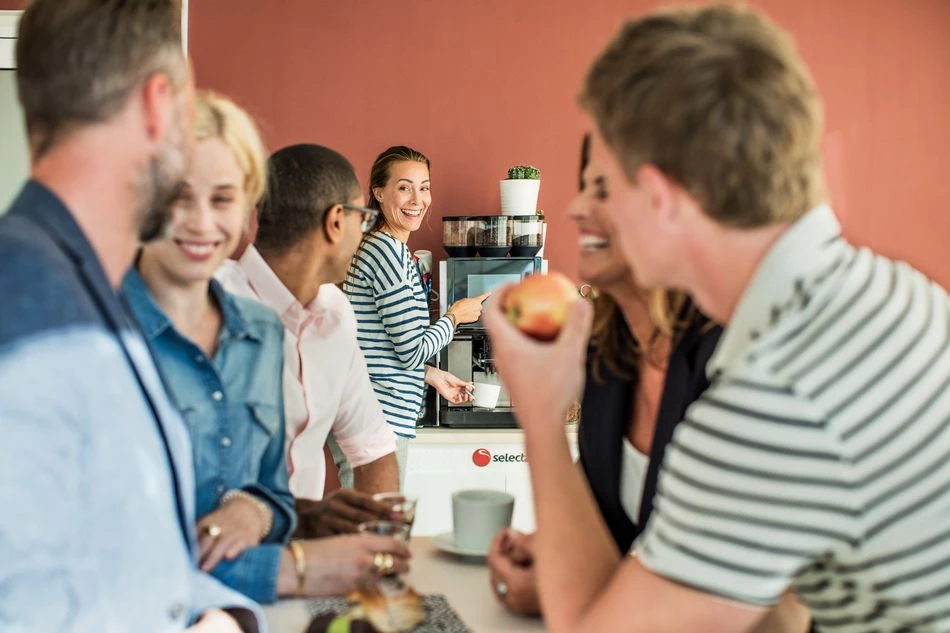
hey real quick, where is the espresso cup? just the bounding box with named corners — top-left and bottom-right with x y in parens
top-left (472, 382), bottom-right (501, 409)
top-left (451, 489), bottom-right (514, 554)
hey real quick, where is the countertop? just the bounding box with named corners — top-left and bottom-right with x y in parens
top-left (263, 536), bottom-right (546, 633)
top-left (412, 424), bottom-right (577, 445)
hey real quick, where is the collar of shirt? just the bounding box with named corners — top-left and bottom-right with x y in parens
top-left (238, 245), bottom-right (325, 338)
top-left (707, 204), bottom-right (843, 378)
top-left (11, 181), bottom-right (96, 265)
top-left (12, 181), bottom-right (129, 321)
top-left (122, 266), bottom-right (260, 345)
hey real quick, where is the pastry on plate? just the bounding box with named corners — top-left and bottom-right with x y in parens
top-left (348, 579), bottom-right (425, 633)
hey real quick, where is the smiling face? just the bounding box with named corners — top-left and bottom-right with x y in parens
top-left (569, 144), bottom-right (635, 292)
top-left (140, 137), bottom-right (247, 287)
top-left (373, 160), bottom-right (431, 240)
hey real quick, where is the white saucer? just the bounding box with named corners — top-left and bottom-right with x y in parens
top-left (432, 531), bottom-right (488, 559)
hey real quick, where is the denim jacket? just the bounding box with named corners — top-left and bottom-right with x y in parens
top-left (122, 268), bottom-right (296, 603)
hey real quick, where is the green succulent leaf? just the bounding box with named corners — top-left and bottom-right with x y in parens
top-left (507, 165), bottom-right (541, 180)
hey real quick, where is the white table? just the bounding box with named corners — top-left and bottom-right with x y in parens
top-left (264, 537), bottom-right (545, 633)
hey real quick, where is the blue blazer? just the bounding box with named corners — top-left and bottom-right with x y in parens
top-left (0, 181), bottom-right (261, 631)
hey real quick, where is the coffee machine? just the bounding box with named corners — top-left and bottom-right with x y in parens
top-left (436, 255), bottom-right (546, 427)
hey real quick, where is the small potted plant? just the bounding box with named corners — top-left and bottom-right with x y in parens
top-left (500, 165), bottom-right (541, 216)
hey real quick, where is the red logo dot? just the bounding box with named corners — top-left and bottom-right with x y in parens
top-left (472, 448), bottom-right (491, 467)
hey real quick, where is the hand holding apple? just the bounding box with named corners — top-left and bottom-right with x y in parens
top-left (484, 275), bottom-right (592, 436)
top-left (501, 273), bottom-right (579, 341)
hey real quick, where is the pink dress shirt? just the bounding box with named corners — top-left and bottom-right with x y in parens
top-left (217, 247), bottom-right (397, 500)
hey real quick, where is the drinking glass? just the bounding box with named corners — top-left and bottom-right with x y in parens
top-left (358, 520), bottom-right (411, 578)
top-left (357, 519), bottom-right (411, 544)
top-left (372, 492), bottom-right (418, 534)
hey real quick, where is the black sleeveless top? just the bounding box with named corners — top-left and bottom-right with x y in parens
top-left (578, 319), bottom-right (722, 553)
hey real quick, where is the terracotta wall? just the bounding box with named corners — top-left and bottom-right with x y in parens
top-left (187, 0), bottom-right (950, 288)
top-left (6, 0), bottom-right (949, 286)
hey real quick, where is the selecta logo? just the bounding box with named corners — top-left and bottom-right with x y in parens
top-left (472, 448), bottom-right (491, 467)
top-left (472, 448), bottom-right (527, 467)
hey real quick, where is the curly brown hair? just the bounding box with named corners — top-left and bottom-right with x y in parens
top-left (588, 288), bottom-right (700, 383)
top-left (575, 132), bottom-right (702, 382)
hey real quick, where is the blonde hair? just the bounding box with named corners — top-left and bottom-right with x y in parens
top-left (582, 4), bottom-right (825, 227)
top-left (194, 91), bottom-right (267, 211)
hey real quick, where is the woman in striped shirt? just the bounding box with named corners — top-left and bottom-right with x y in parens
top-left (344, 146), bottom-right (487, 481)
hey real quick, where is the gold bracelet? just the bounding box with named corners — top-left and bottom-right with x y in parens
top-left (445, 312), bottom-right (457, 330)
top-left (287, 540), bottom-right (306, 596)
top-left (221, 489), bottom-right (274, 540)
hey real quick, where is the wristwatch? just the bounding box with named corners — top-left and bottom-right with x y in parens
top-left (445, 312), bottom-right (458, 330)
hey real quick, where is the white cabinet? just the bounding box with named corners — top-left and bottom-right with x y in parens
top-left (0, 68), bottom-right (28, 213)
top-left (0, 11), bottom-right (18, 69)
top-left (0, 12), bottom-right (27, 213)
top-left (403, 428), bottom-right (577, 537)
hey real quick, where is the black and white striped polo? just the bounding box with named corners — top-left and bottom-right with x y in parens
top-left (637, 204), bottom-right (950, 632)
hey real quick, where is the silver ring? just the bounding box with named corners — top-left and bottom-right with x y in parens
top-left (495, 581), bottom-right (508, 597)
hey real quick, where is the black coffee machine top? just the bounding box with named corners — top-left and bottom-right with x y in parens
top-left (442, 215), bottom-right (544, 259)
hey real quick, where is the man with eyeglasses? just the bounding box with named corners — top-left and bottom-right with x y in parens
top-left (341, 203), bottom-right (380, 234)
top-left (218, 143), bottom-right (401, 537)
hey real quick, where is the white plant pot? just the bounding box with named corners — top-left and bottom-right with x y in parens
top-left (500, 179), bottom-right (540, 216)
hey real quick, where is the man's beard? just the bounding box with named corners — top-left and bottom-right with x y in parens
top-left (136, 114), bottom-right (189, 243)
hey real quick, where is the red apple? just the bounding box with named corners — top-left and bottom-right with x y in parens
top-left (502, 272), bottom-right (579, 341)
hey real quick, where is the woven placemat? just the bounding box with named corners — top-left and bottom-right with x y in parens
top-left (306, 594), bottom-right (472, 633)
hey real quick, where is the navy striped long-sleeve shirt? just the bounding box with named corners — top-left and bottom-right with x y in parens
top-left (344, 231), bottom-right (454, 438)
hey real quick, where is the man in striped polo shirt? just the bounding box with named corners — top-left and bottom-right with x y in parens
top-left (485, 4), bottom-right (950, 633)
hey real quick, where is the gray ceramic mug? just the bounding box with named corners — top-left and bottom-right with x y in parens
top-left (452, 489), bottom-right (515, 554)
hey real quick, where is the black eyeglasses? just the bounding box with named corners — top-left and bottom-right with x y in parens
top-left (340, 203), bottom-right (379, 233)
